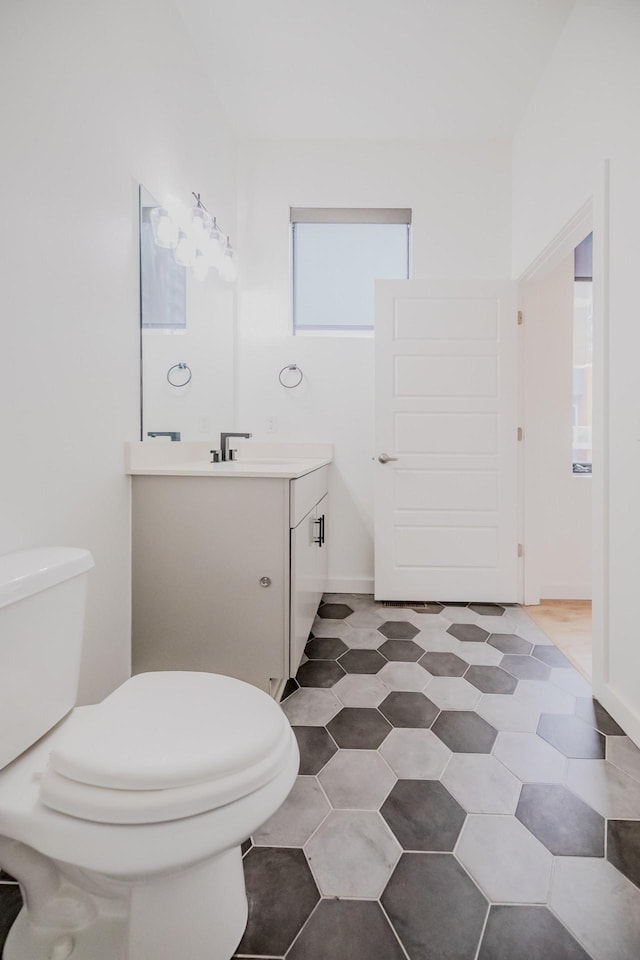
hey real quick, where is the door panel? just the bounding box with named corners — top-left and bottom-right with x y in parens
top-left (375, 279), bottom-right (519, 602)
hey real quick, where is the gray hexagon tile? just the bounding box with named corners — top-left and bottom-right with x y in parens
top-left (442, 754), bottom-right (521, 814)
top-left (304, 636), bottom-right (348, 660)
top-left (432, 710), bottom-right (498, 753)
top-left (531, 644), bottom-right (573, 668)
top-left (346, 608), bottom-right (388, 629)
top-left (516, 783), bottom-right (605, 856)
top-left (378, 660), bottom-right (430, 691)
top-left (420, 651), bottom-right (468, 677)
top-left (411, 602), bottom-right (445, 615)
top-left (292, 726), bottom-right (338, 775)
top-left (456, 814), bottom-right (553, 903)
top-left (381, 780), bottom-right (466, 851)
top-left (379, 728), bottom-right (452, 779)
top-left (378, 638), bottom-right (424, 661)
top-left (493, 732), bottom-right (567, 783)
top-left (379, 691), bottom-right (439, 728)
top-left (447, 623), bottom-right (489, 643)
top-left (488, 632), bottom-right (534, 655)
top-left (424, 676), bottom-right (481, 711)
top-left (253, 776), bottom-right (330, 847)
top-left (281, 688), bottom-right (342, 726)
top-left (607, 736), bottom-right (640, 783)
top-left (295, 658), bottom-right (346, 688)
top-left (415, 630), bottom-right (461, 653)
top-left (237, 847), bottom-right (320, 957)
top-left (378, 620), bottom-right (420, 640)
top-left (469, 603), bottom-right (505, 617)
top-left (576, 697), bottom-right (625, 737)
top-left (286, 899), bottom-right (407, 960)
top-left (476, 693), bottom-right (541, 733)
top-left (537, 713), bottom-right (606, 758)
top-left (318, 749), bottom-right (396, 810)
top-left (478, 905), bottom-right (591, 960)
top-left (381, 853), bottom-right (488, 960)
top-left (304, 810), bottom-right (400, 898)
top-left (327, 707), bottom-right (392, 748)
top-left (338, 648), bottom-right (387, 674)
top-left (456, 641), bottom-right (504, 666)
top-left (332, 673), bottom-right (389, 707)
top-left (550, 857), bottom-right (640, 960)
top-left (501, 654), bottom-right (551, 681)
top-left (317, 602), bottom-right (353, 619)
top-left (566, 760), bottom-right (640, 818)
top-left (311, 617), bottom-right (352, 639)
top-left (607, 820), bottom-right (640, 889)
top-left (465, 664), bottom-right (518, 694)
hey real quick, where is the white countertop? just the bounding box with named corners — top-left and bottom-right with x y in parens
top-left (125, 441), bottom-right (333, 479)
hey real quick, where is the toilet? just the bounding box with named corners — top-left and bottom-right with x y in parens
top-left (0, 547), bottom-right (299, 960)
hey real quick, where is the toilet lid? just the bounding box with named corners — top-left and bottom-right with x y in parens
top-left (39, 672), bottom-right (296, 824)
top-left (47, 672), bottom-right (289, 790)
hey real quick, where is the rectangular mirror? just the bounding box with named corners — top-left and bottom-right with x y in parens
top-left (139, 185), bottom-right (234, 441)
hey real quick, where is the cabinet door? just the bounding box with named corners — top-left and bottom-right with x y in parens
top-left (315, 493), bottom-right (329, 601)
top-left (290, 503), bottom-right (322, 675)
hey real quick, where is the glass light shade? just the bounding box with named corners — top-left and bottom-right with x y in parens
top-left (192, 253), bottom-right (210, 282)
top-left (165, 196), bottom-right (191, 233)
top-left (208, 218), bottom-right (226, 268)
top-left (219, 239), bottom-right (237, 282)
top-left (150, 207), bottom-right (178, 249)
top-left (190, 206), bottom-right (213, 250)
top-left (174, 232), bottom-right (197, 268)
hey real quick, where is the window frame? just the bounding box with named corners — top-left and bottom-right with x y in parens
top-left (290, 207), bottom-right (412, 336)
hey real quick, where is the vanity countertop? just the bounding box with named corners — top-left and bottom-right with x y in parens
top-left (125, 441), bottom-right (333, 480)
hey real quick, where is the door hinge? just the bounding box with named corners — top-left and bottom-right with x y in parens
top-left (517, 426), bottom-right (524, 442)
top-left (517, 310), bottom-right (524, 325)
top-left (517, 543), bottom-right (523, 558)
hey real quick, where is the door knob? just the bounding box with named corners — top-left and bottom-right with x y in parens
top-left (378, 453), bottom-right (399, 464)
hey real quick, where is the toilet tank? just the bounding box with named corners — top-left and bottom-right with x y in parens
top-left (0, 547), bottom-right (94, 769)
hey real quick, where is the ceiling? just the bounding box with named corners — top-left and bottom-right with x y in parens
top-left (175, 0), bottom-right (576, 141)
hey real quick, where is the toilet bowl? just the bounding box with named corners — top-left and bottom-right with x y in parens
top-left (0, 548), bottom-right (299, 960)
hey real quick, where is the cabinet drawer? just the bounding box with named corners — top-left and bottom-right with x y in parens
top-left (290, 466), bottom-right (329, 527)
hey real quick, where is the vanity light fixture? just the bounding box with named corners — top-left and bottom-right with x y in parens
top-left (149, 192), bottom-right (236, 283)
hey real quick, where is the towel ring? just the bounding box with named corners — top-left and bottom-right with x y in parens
top-left (278, 364), bottom-right (303, 389)
top-left (167, 363), bottom-right (192, 387)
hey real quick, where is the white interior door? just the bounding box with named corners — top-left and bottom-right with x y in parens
top-left (374, 279), bottom-right (519, 602)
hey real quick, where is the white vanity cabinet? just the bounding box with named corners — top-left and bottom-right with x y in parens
top-left (131, 464), bottom-right (329, 696)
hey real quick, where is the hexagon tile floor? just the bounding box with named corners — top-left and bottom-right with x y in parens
top-left (1, 599), bottom-right (640, 960)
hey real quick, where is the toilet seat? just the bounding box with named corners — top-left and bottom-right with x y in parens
top-left (39, 672), bottom-right (293, 824)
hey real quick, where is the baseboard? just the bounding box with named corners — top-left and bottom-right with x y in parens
top-left (594, 680), bottom-right (640, 750)
top-left (326, 577), bottom-right (375, 595)
top-left (539, 584), bottom-right (593, 600)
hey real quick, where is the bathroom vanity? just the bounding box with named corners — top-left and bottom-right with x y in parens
top-left (127, 442), bottom-right (331, 697)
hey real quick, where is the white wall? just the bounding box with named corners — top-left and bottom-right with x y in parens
top-left (512, 0), bottom-right (640, 735)
top-left (522, 255), bottom-right (592, 601)
top-left (0, 0), bottom-right (237, 703)
top-left (237, 139), bottom-right (512, 591)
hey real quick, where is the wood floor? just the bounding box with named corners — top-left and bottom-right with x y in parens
top-left (524, 600), bottom-right (592, 681)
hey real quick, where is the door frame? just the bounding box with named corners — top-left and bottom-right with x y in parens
top-left (516, 160), bottom-right (610, 702)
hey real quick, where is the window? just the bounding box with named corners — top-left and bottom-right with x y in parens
top-left (291, 207), bottom-right (411, 333)
top-left (572, 233), bottom-right (593, 474)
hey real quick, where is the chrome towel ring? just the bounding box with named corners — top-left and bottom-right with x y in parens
top-left (167, 363), bottom-right (192, 387)
top-left (278, 364), bottom-right (303, 388)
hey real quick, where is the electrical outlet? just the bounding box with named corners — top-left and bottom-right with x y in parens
top-left (266, 416), bottom-right (278, 434)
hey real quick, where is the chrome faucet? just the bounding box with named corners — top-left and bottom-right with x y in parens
top-left (220, 432), bottom-right (252, 461)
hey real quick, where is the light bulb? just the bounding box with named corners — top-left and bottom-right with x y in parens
top-left (174, 232), bottom-right (197, 267)
top-left (208, 218), bottom-right (226, 269)
top-left (150, 207), bottom-right (178, 249)
top-left (190, 206), bottom-right (212, 250)
top-left (165, 196), bottom-right (191, 233)
top-left (192, 253), bottom-right (210, 282)
top-left (219, 238), bottom-right (237, 282)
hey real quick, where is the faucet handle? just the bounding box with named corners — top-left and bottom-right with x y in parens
top-left (210, 450), bottom-right (221, 463)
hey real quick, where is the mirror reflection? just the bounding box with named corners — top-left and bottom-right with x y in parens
top-left (138, 185), bottom-right (234, 442)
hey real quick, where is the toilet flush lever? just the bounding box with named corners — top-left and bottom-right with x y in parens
top-left (378, 453), bottom-right (399, 464)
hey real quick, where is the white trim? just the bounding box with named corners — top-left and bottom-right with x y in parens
top-left (326, 577), bottom-right (375, 594)
top-left (538, 584), bottom-right (593, 600)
